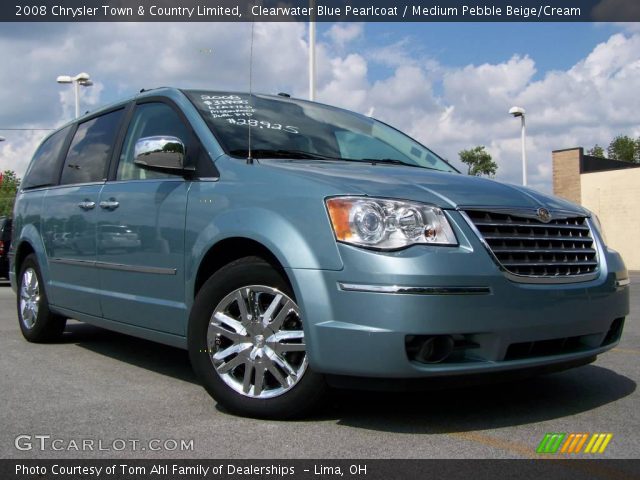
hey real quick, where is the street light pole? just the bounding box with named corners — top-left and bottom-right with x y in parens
top-left (520, 114), bottom-right (527, 187)
top-left (57, 73), bottom-right (93, 118)
top-left (309, 0), bottom-right (316, 101)
top-left (74, 81), bottom-right (80, 118)
top-left (509, 106), bottom-right (527, 186)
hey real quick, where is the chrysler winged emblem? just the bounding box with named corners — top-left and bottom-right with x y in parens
top-left (536, 207), bottom-right (552, 223)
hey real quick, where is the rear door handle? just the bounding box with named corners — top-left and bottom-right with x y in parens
top-left (78, 200), bottom-right (96, 210)
top-left (99, 199), bottom-right (120, 210)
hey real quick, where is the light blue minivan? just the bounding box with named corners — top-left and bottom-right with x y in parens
top-left (11, 88), bottom-right (630, 418)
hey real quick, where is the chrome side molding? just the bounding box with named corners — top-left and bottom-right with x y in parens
top-left (50, 257), bottom-right (176, 275)
top-left (338, 283), bottom-right (491, 295)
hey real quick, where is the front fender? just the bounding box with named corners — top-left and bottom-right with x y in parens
top-left (185, 199), bottom-right (344, 303)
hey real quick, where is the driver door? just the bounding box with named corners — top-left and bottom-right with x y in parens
top-left (96, 101), bottom-right (192, 335)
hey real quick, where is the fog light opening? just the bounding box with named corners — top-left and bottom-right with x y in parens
top-left (415, 335), bottom-right (455, 364)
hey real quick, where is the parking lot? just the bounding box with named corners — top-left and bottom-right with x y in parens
top-left (0, 274), bottom-right (638, 459)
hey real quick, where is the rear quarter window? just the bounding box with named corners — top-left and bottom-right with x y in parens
top-left (22, 125), bottom-right (73, 190)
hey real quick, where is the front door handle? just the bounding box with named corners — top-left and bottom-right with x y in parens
top-left (78, 200), bottom-right (96, 210)
top-left (99, 199), bottom-right (120, 210)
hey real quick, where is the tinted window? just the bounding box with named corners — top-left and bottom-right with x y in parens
top-left (117, 103), bottom-right (190, 181)
top-left (22, 126), bottom-right (72, 189)
top-left (335, 130), bottom-right (404, 160)
top-left (61, 109), bottom-right (124, 185)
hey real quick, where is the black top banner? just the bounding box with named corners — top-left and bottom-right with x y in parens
top-left (4, 0), bottom-right (640, 22)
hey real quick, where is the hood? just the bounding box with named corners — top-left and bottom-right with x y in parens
top-left (258, 159), bottom-right (589, 215)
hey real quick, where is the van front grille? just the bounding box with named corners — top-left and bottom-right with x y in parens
top-left (464, 210), bottom-right (598, 279)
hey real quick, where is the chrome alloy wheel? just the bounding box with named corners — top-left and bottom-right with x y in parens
top-left (19, 268), bottom-right (40, 329)
top-left (207, 285), bottom-right (307, 399)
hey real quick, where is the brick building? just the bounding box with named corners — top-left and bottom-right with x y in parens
top-left (552, 147), bottom-right (640, 270)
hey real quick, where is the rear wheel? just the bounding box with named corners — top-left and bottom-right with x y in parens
top-left (17, 254), bottom-right (66, 342)
top-left (188, 256), bottom-right (326, 418)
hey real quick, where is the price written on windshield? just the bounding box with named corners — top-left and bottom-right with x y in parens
top-left (227, 118), bottom-right (299, 134)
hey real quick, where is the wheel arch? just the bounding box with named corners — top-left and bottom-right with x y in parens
top-left (12, 222), bottom-right (54, 302)
top-left (192, 237), bottom-right (292, 300)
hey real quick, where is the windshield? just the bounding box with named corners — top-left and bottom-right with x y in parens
top-left (185, 90), bottom-right (458, 173)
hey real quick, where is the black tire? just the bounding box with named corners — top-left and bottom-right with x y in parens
top-left (188, 256), bottom-right (327, 419)
top-left (17, 254), bottom-right (66, 342)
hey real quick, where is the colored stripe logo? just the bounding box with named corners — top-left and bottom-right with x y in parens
top-left (537, 433), bottom-right (613, 454)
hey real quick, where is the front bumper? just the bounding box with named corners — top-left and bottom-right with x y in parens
top-left (287, 211), bottom-right (630, 378)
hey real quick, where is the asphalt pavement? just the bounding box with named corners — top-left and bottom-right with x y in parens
top-left (0, 275), bottom-right (638, 459)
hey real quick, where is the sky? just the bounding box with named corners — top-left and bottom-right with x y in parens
top-left (1, 21), bottom-right (639, 192)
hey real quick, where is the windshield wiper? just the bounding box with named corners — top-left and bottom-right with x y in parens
top-left (229, 149), bottom-right (340, 160)
top-left (355, 158), bottom-right (429, 168)
top-left (362, 158), bottom-right (451, 171)
top-left (229, 150), bottom-right (442, 170)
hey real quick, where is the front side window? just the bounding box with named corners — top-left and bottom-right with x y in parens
top-left (22, 125), bottom-right (72, 189)
top-left (60, 109), bottom-right (124, 185)
top-left (185, 90), bottom-right (458, 173)
top-left (117, 102), bottom-right (191, 181)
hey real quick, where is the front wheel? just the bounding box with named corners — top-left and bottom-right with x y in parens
top-left (188, 257), bottom-right (326, 419)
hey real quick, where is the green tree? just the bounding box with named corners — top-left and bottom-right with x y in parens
top-left (587, 144), bottom-right (606, 158)
top-left (459, 146), bottom-right (498, 177)
top-left (0, 170), bottom-right (21, 216)
top-left (607, 135), bottom-right (637, 162)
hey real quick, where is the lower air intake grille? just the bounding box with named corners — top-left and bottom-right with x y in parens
top-left (465, 210), bottom-right (598, 279)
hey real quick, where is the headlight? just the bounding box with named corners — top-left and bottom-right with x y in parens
top-left (325, 196), bottom-right (457, 249)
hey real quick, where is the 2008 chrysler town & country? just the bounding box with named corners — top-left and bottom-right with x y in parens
top-left (11, 88), bottom-right (630, 418)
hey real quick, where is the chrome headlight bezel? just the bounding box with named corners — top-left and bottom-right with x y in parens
top-left (325, 196), bottom-right (458, 251)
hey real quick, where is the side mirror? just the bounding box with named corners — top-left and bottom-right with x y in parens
top-left (134, 136), bottom-right (193, 173)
